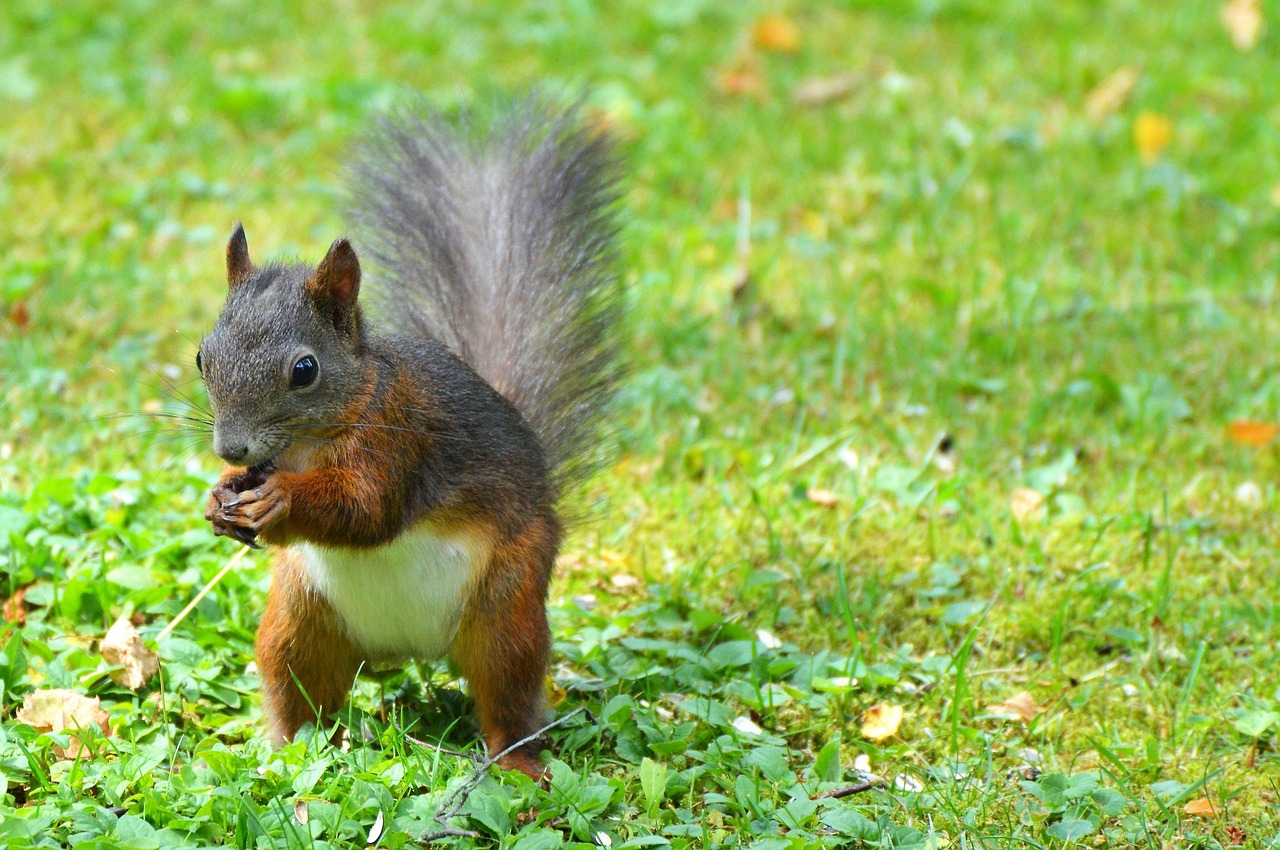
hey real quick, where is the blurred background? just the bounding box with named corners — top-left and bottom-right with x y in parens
top-left (2, 0), bottom-right (1280, 843)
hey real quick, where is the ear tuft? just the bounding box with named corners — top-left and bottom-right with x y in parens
top-left (308, 238), bottom-right (362, 335)
top-left (226, 223), bottom-right (254, 285)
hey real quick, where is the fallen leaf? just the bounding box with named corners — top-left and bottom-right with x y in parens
top-left (1134, 111), bottom-right (1173, 165)
top-left (294, 799), bottom-right (309, 824)
top-left (100, 615), bottom-right (160, 690)
top-left (1010, 487), bottom-right (1044, 521)
top-left (2, 585), bottom-right (29, 626)
top-left (1184, 797), bottom-right (1218, 818)
top-left (861, 703), bottom-right (903, 741)
top-left (733, 715), bottom-right (764, 735)
top-left (9, 300), bottom-right (30, 330)
top-left (1221, 0), bottom-right (1263, 50)
top-left (752, 15), bottom-right (802, 54)
top-left (1226, 825), bottom-right (1247, 845)
top-left (990, 691), bottom-right (1045, 722)
top-left (15, 689), bottom-right (111, 758)
top-left (893, 773), bottom-right (924, 792)
top-left (793, 72), bottom-right (864, 107)
top-left (755, 628), bottom-right (781, 649)
top-left (366, 810), bottom-right (384, 845)
top-left (1084, 66), bottom-right (1139, 123)
top-left (610, 573), bottom-right (639, 590)
top-left (716, 63), bottom-right (765, 98)
top-left (544, 673), bottom-right (567, 708)
top-left (806, 487), bottom-right (839, 507)
top-left (1227, 421), bottom-right (1280, 446)
top-left (1235, 481), bottom-right (1263, 508)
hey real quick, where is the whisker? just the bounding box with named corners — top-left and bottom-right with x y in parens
top-left (97, 412), bottom-right (214, 427)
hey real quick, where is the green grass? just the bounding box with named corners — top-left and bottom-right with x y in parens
top-left (4, 0), bottom-right (1280, 847)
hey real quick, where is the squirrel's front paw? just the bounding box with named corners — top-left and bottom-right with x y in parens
top-left (216, 475), bottom-right (291, 538)
top-left (205, 467), bottom-right (275, 547)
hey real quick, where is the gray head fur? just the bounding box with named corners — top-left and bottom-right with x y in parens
top-left (199, 227), bottom-right (367, 468)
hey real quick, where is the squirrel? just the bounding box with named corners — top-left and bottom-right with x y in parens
top-left (195, 98), bottom-right (621, 778)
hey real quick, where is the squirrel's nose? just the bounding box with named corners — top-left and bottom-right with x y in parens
top-left (220, 443), bottom-right (249, 462)
top-left (214, 428), bottom-right (251, 463)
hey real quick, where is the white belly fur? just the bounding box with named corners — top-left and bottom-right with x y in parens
top-left (296, 524), bottom-right (491, 660)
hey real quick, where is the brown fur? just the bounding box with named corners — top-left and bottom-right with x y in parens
top-left (199, 102), bottom-right (620, 780)
top-left (255, 548), bottom-right (363, 743)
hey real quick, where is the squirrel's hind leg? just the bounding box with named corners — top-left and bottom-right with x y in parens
top-left (451, 517), bottom-right (558, 779)
top-left (257, 548), bottom-right (363, 744)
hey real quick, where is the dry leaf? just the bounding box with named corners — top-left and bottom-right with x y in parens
top-left (1134, 112), bottom-right (1173, 165)
top-left (610, 573), bottom-right (639, 590)
top-left (716, 64), bottom-right (765, 97)
top-left (806, 487), bottom-right (839, 507)
top-left (1084, 66), bottom-right (1139, 123)
top-left (15, 689), bottom-right (111, 758)
top-left (1010, 487), bottom-right (1044, 521)
top-left (294, 799), bottom-right (309, 824)
top-left (9, 301), bottom-right (30, 330)
top-left (793, 72), bottom-right (864, 107)
top-left (366, 810), bottom-right (385, 845)
top-left (990, 691), bottom-right (1044, 722)
top-left (100, 615), bottom-right (160, 690)
top-left (752, 15), bottom-right (802, 54)
top-left (861, 703), bottom-right (904, 741)
top-left (755, 628), bottom-right (781, 649)
top-left (1235, 481), bottom-right (1263, 508)
top-left (2, 585), bottom-right (29, 626)
top-left (1184, 797), bottom-right (1218, 818)
top-left (544, 673), bottom-right (567, 708)
top-left (1221, 0), bottom-right (1262, 50)
top-left (1227, 421), bottom-right (1280, 446)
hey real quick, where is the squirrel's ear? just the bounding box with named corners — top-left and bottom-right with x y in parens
top-left (309, 238), bottom-right (362, 333)
top-left (226, 223), bottom-right (254, 285)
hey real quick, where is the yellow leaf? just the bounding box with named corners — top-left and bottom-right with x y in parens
top-left (1134, 112), bottom-right (1173, 165)
top-left (1221, 0), bottom-right (1263, 50)
top-left (806, 487), bottom-right (839, 507)
top-left (861, 703), bottom-right (904, 741)
top-left (1009, 488), bottom-right (1044, 521)
top-left (989, 691), bottom-right (1045, 722)
top-left (1084, 66), bottom-right (1139, 123)
top-left (752, 15), bottom-right (802, 54)
top-left (15, 689), bottom-right (111, 758)
top-left (544, 674), bottom-right (567, 708)
top-left (100, 615), bottom-right (160, 690)
top-left (1227, 421), bottom-right (1280, 446)
top-left (1184, 797), bottom-right (1218, 818)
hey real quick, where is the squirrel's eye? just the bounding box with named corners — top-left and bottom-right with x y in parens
top-left (196, 350), bottom-right (203, 374)
top-left (290, 354), bottom-right (318, 389)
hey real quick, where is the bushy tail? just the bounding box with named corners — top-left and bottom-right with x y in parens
top-left (347, 96), bottom-right (623, 498)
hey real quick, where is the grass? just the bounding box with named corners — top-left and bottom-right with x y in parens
top-left (3, 0), bottom-right (1280, 846)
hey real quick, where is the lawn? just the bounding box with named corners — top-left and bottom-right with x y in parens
top-left (3, 0), bottom-right (1280, 847)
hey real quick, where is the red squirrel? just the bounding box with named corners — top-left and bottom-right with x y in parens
top-left (195, 100), bottom-right (621, 778)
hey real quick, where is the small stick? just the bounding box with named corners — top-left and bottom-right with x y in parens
top-left (812, 778), bottom-right (884, 800)
top-left (157, 547), bottom-right (251, 641)
top-left (418, 707), bottom-right (589, 844)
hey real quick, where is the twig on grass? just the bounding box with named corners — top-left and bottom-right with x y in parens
top-left (417, 706), bottom-right (589, 844)
top-left (812, 778), bottom-right (884, 800)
